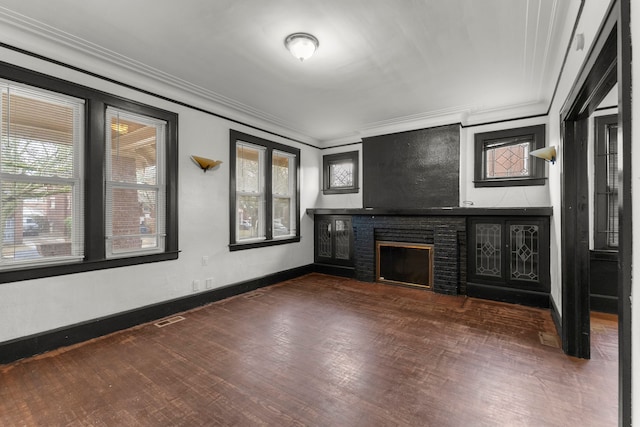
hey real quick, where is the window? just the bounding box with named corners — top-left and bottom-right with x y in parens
top-left (0, 81), bottom-right (84, 269)
top-left (323, 151), bottom-right (359, 194)
top-left (0, 63), bottom-right (178, 283)
top-left (230, 130), bottom-right (300, 250)
top-left (594, 115), bottom-right (618, 250)
top-left (474, 124), bottom-right (546, 187)
top-left (105, 108), bottom-right (166, 257)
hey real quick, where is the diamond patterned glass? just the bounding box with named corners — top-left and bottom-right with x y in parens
top-left (329, 162), bottom-right (353, 188)
top-left (475, 223), bottom-right (502, 277)
top-left (510, 224), bottom-right (539, 281)
top-left (334, 219), bottom-right (350, 260)
top-left (485, 142), bottom-right (530, 178)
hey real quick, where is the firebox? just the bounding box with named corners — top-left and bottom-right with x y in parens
top-left (376, 241), bottom-right (434, 289)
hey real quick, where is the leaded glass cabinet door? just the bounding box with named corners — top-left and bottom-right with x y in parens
top-left (314, 215), bottom-right (353, 267)
top-left (468, 217), bottom-right (549, 294)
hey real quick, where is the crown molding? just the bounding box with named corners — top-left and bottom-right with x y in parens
top-left (0, 7), bottom-right (321, 146)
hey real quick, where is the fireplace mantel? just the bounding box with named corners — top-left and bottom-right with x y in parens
top-left (307, 207), bottom-right (553, 217)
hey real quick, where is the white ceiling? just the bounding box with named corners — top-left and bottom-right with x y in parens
top-left (0, 0), bottom-right (577, 146)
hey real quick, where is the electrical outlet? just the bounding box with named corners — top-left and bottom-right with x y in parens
top-left (202, 256), bottom-right (209, 266)
top-left (205, 278), bottom-right (213, 289)
top-left (192, 280), bottom-right (200, 292)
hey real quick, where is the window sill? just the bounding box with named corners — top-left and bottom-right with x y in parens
top-left (229, 236), bottom-right (301, 251)
top-left (0, 251), bottom-right (180, 285)
top-left (323, 187), bottom-right (360, 195)
top-left (473, 178), bottom-right (546, 188)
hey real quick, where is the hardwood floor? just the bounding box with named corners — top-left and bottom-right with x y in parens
top-left (0, 274), bottom-right (618, 426)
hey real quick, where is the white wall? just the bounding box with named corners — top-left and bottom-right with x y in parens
top-left (0, 46), bottom-right (320, 343)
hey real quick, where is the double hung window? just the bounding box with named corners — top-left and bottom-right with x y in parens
top-left (0, 81), bottom-right (84, 268)
top-left (0, 63), bottom-right (178, 283)
top-left (230, 130), bottom-right (299, 250)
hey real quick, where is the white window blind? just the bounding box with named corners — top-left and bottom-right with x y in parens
top-left (272, 150), bottom-right (295, 237)
top-left (236, 142), bottom-right (265, 241)
top-left (105, 107), bottom-right (166, 257)
top-left (0, 81), bottom-right (84, 268)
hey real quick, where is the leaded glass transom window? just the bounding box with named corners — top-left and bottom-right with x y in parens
top-left (323, 151), bottom-right (359, 194)
top-left (474, 124), bottom-right (545, 188)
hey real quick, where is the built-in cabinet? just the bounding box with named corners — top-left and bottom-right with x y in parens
top-left (314, 215), bottom-right (353, 267)
top-left (467, 217), bottom-right (550, 306)
top-left (308, 208), bottom-right (552, 308)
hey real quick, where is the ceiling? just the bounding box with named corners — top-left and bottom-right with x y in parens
top-left (0, 1), bottom-right (577, 147)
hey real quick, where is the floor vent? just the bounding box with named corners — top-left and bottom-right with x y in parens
top-left (244, 292), bottom-right (264, 299)
top-left (154, 316), bottom-right (186, 328)
top-left (538, 331), bottom-right (560, 348)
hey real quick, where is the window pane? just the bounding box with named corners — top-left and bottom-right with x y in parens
top-left (109, 114), bottom-right (157, 185)
top-left (605, 124), bottom-right (619, 247)
top-left (2, 88), bottom-right (76, 178)
top-left (273, 150), bottom-right (294, 236)
top-left (237, 144), bottom-right (264, 193)
top-left (2, 182), bottom-right (80, 261)
top-left (273, 197), bottom-right (291, 236)
top-left (109, 188), bottom-right (158, 252)
top-left (237, 195), bottom-right (263, 240)
top-left (272, 151), bottom-right (292, 196)
top-left (329, 162), bottom-right (354, 188)
top-left (485, 141), bottom-right (530, 178)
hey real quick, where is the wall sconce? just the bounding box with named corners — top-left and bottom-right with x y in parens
top-left (530, 146), bottom-right (557, 164)
top-left (191, 155), bottom-right (222, 172)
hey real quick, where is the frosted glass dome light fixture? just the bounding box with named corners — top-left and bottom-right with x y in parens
top-left (284, 32), bottom-right (319, 62)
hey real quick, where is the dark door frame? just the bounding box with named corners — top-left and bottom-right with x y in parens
top-left (559, 0), bottom-right (631, 424)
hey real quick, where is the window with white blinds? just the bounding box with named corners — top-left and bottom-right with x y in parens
top-left (0, 81), bottom-right (84, 269)
top-left (105, 108), bottom-right (166, 257)
top-left (0, 65), bottom-right (177, 283)
top-left (230, 130), bottom-right (300, 250)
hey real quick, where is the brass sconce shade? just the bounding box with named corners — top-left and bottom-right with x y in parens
top-left (530, 146), bottom-right (556, 164)
top-left (191, 155), bottom-right (222, 172)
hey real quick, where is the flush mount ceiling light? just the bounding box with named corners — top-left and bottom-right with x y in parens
top-left (284, 32), bottom-right (319, 62)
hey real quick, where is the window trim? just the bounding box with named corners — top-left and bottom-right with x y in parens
top-left (473, 124), bottom-right (546, 188)
top-left (229, 130), bottom-right (300, 251)
top-left (0, 61), bottom-right (178, 284)
top-left (322, 151), bottom-right (359, 194)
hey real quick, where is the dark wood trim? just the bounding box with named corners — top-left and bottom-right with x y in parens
top-left (617, 0), bottom-right (632, 424)
top-left (307, 207), bottom-right (553, 217)
top-left (312, 263), bottom-right (356, 278)
top-left (560, 117), bottom-right (591, 358)
top-left (590, 294), bottom-right (617, 314)
top-left (322, 150), bottom-right (359, 194)
top-left (473, 124), bottom-right (546, 187)
top-left (0, 264), bottom-right (315, 364)
top-left (466, 282), bottom-right (549, 308)
top-left (550, 295), bottom-right (562, 338)
top-left (559, 1), bottom-right (618, 360)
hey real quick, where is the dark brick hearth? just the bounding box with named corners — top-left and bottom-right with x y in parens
top-left (352, 216), bottom-right (466, 295)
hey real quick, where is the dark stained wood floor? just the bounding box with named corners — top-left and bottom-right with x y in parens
top-left (0, 274), bottom-right (618, 426)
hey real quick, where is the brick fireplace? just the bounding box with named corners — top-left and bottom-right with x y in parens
top-left (352, 215), bottom-right (466, 295)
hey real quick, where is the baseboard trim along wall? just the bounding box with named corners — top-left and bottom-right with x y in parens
top-left (466, 282), bottom-right (550, 309)
top-left (0, 264), bottom-right (315, 365)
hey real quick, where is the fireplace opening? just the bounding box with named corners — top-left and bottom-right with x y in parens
top-left (376, 241), bottom-right (434, 289)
